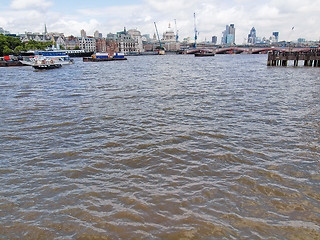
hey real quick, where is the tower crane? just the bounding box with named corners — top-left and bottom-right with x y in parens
top-left (154, 22), bottom-right (165, 54)
top-left (194, 12), bottom-right (198, 48)
top-left (174, 19), bottom-right (179, 43)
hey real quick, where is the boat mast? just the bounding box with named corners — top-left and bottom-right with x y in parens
top-left (154, 22), bottom-right (163, 49)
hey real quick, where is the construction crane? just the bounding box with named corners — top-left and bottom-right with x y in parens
top-left (154, 22), bottom-right (162, 49)
top-left (194, 12), bottom-right (198, 48)
top-left (174, 19), bottom-right (179, 43)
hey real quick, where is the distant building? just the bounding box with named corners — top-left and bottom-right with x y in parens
top-left (106, 33), bottom-right (117, 40)
top-left (20, 32), bottom-right (51, 42)
top-left (79, 36), bottom-right (96, 52)
top-left (65, 36), bottom-right (80, 50)
top-left (128, 29), bottom-right (144, 53)
top-left (93, 30), bottom-right (106, 52)
top-left (96, 38), bottom-right (107, 52)
top-left (106, 39), bottom-right (119, 54)
top-left (142, 34), bottom-right (151, 42)
top-left (162, 23), bottom-right (176, 42)
top-left (162, 23), bottom-right (180, 51)
top-left (19, 25), bottom-right (64, 47)
top-left (222, 24), bottom-right (235, 45)
top-left (94, 30), bottom-right (102, 39)
top-left (0, 27), bottom-right (10, 35)
top-left (116, 27), bottom-right (138, 54)
top-left (47, 32), bottom-right (65, 48)
top-left (273, 32), bottom-right (279, 42)
top-left (81, 29), bottom-right (87, 38)
top-left (248, 27), bottom-right (256, 45)
top-left (212, 36), bottom-right (217, 44)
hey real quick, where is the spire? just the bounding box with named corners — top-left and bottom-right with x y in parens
top-left (44, 23), bottom-right (47, 35)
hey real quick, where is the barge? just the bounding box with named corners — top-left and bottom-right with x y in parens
top-left (0, 56), bottom-right (26, 67)
top-left (83, 53), bottom-right (127, 62)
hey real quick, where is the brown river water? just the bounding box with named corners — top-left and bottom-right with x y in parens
top-left (0, 54), bottom-right (319, 239)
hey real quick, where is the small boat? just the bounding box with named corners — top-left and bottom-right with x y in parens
top-left (194, 50), bottom-right (215, 57)
top-left (83, 52), bottom-right (127, 62)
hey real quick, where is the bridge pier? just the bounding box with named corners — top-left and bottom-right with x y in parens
top-left (268, 50), bottom-right (320, 67)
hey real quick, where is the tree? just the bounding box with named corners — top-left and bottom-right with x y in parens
top-left (3, 45), bottom-right (13, 56)
top-left (74, 45), bottom-right (80, 50)
top-left (0, 34), bottom-right (55, 56)
top-left (14, 45), bottom-right (25, 55)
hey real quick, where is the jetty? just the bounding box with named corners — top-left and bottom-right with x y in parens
top-left (267, 49), bottom-right (320, 67)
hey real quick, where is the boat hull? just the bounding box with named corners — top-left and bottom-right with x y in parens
top-left (194, 53), bottom-right (215, 57)
top-left (0, 60), bottom-right (26, 67)
top-left (83, 57), bottom-right (127, 62)
top-left (33, 64), bottom-right (62, 70)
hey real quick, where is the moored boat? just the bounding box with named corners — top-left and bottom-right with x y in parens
top-left (194, 50), bottom-right (215, 57)
top-left (83, 52), bottom-right (127, 62)
top-left (0, 56), bottom-right (26, 67)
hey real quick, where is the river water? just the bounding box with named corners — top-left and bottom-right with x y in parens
top-left (0, 54), bottom-right (319, 239)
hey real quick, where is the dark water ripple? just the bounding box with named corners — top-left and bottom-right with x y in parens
top-left (0, 54), bottom-right (319, 239)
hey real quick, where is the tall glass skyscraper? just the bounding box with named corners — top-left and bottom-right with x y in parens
top-left (222, 24), bottom-right (235, 45)
top-left (248, 27), bottom-right (256, 44)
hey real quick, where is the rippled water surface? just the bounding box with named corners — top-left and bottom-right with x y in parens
top-left (0, 54), bottom-right (319, 239)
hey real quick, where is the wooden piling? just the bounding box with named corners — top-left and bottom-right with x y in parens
top-left (267, 49), bottom-right (320, 67)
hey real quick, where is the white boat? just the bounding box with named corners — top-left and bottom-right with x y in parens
top-left (21, 55), bottom-right (73, 69)
top-left (21, 51), bottom-right (74, 69)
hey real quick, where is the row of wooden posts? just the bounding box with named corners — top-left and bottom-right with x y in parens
top-left (267, 50), bottom-right (320, 67)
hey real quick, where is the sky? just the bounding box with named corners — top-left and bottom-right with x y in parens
top-left (1, 0), bottom-right (320, 44)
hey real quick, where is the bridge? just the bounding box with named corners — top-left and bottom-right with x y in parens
top-left (185, 47), bottom-right (317, 55)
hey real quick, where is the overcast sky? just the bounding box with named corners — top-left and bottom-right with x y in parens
top-left (1, 0), bottom-right (319, 43)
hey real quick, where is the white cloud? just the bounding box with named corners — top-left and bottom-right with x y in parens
top-left (10, 0), bottom-right (53, 10)
top-left (1, 0), bottom-right (320, 42)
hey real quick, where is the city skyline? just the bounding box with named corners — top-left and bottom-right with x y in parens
top-left (1, 0), bottom-right (320, 44)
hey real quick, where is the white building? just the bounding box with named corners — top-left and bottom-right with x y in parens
top-left (47, 32), bottom-right (66, 48)
top-left (20, 32), bottom-right (51, 42)
top-left (162, 23), bottom-right (176, 42)
top-left (162, 23), bottom-right (180, 51)
top-left (79, 37), bottom-right (96, 52)
top-left (128, 29), bottom-right (144, 53)
top-left (117, 28), bottom-right (138, 54)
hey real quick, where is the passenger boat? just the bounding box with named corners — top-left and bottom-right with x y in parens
top-left (21, 55), bottom-right (73, 70)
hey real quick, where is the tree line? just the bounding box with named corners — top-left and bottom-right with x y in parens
top-left (0, 34), bottom-right (53, 56)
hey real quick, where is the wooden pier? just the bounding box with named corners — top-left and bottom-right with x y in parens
top-left (267, 49), bottom-right (320, 67)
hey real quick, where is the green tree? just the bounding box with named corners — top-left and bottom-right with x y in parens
top-left (14, 45), bottom-right (25, 55)
top-left (0, 34), bottom-right (9, 56)
top-left (6, 36), bottom-right (21, 50)
top-left (3, 45), bottom-right (13, 55)
top-left (74, 45), bottom-right (80, 50)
